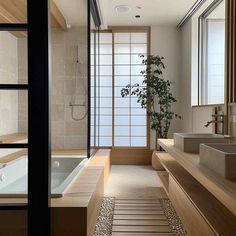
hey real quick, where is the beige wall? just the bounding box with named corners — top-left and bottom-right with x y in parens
top-left (150, 26), bottom-right (182, 148)
top-left (51, 27), bottom-right (88, 149)
top-left (18, 27), bottom-right (88, 149)
top-left (18, 38), bottom-right (28, 134)
top-left (0, 32), bottom-right (19, 136)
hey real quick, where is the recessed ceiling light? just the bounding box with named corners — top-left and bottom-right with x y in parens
top-left (136, 6), bottom-right (142, 9)
top-left (135, 15), bottom-right (141, 18)
top-left (115, 5), bottom-right (130, 13)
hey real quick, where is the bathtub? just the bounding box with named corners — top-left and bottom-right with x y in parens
top-left (0, 156), bottom-right (88, 198)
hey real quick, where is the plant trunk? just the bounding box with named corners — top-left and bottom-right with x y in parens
top-left (155, 130), bottom-right (158, 151)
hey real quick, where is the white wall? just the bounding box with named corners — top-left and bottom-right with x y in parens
top-left (150, 26), bottom-right (182, 148)
top-left (179, 0), bottom-right (224, 134)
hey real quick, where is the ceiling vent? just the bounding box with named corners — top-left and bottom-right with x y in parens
top-left (115, 5), bottom-right (130, 13)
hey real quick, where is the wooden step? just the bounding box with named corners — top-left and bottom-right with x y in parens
top-left (112, 225), bottom-right (172, 233)
top-left (113, 219), bottom-right (169, 226)
top-left (112, 233), bottom-right (174, 236)
top-left (113, 214), bottom-right (167, 220)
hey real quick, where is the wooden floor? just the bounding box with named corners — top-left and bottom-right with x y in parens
top-left (111, 198), bottom-right (173, 236)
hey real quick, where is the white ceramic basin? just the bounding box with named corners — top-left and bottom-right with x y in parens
top-left (174, 133), bottom-right (228, 153)
top-left (200, 144), bottom-right (236, 179)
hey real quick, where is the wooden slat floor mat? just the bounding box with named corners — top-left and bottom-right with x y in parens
top-left (112, 198), bottom-right (174, 236)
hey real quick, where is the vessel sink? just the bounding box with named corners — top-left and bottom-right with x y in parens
top-left (174, 133), bottom-right (227, 153)
top-left (200, 144), bottom-right (236, 179)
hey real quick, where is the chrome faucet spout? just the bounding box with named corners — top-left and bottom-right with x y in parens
top-left (204, 120), bottom-right (223, 128)
top-left (204, 121), bottom-right (212, 128)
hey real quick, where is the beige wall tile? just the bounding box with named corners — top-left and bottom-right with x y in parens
top-left (0, 32), bottom-right (18, 136)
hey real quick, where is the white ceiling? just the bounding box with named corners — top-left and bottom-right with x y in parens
top-left (54, 0), bottom-right (199, 28)
top-left (102, 0), bottom-right (198, 26)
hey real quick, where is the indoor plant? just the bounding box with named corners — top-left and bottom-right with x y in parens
top-left (121, 55), bottom-right (182, 151)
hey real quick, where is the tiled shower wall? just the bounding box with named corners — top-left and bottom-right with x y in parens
top-left (51, 27), bottom-right (88, 149)
top-left (17, 27), bottom-right (88, 149)
top-left (18, 38), bottom-right (28, 134)
top-left (0, 32), bottom-right (19, 136)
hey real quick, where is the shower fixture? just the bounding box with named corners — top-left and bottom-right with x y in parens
top-left (69, 100), bottom-right (87, 121)
top-left (69, 45), bottom-right (88, 121)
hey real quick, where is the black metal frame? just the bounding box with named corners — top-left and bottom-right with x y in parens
top-left (87, 0), bottom-right (91, 158)
top-left (88, 0), bottom-right (101, 157)
top-left (0, 0), bottom-right (95, 235)
top-left (90, 0), bottom-right (102, 27)
top-left (0, 0), bottom-right (51, 235)
top-left (27, 0), bottom-right (51, 235)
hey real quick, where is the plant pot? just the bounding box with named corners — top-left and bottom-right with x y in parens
top-left (152, 150), bottom-right (165, 170)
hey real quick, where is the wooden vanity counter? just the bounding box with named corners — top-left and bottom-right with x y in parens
top-left (158, 139), bottom-right (236, 215)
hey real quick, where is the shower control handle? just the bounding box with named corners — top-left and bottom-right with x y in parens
top-left (52, 161), bottom-right (60, 168)
top-left (0, 174), bottom-right (5, 182)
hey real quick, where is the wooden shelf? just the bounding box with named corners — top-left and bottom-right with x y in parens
top-left (157, 171), bottom-right (169, 195)
top-left (158, 139), bottom-right (236, 216)
top-left (158, 152), bottom-right (236, 236)
top-left (0, 133), bottom-right (27, 144)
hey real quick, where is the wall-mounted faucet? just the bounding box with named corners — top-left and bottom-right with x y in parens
top-left (204, 114), bottom-right (225, 135)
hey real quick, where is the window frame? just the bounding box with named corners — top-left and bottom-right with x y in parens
top-left (91, 27), bottom-right (151, 149)
top-left (198, 0), bottom-right (225, 106)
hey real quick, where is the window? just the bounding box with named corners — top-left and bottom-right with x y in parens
top-left (91, 29), bottom-right (149, 148)
top-left (199, 0), bottom-right (225, 105)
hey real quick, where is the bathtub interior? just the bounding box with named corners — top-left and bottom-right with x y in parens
top-left (0, 156), bottom-right (88, 198)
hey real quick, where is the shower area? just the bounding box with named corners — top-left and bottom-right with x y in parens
top-left (51, 26), bottom-right (88, 153)
top-left (0, 27), bottom-right (90, 157)
top-left (0, 0), bottom-right (95, 202)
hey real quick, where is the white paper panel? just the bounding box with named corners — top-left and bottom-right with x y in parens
top-left (115, 108), bottom-right (130, 115)
top-left (131, 137), bottom-right (147, 147)
top-left (131, 54), bottom-right (146, 64)
top-left (131, 65), bottom-right (146, 75)
top-left (99, 87), bottom-right (112, 97)
top-left (115, 65), bottom-right (130, 75)
top-left (99, 76), bottom-right (112, 86)
top-left (99, 98), bottom-right (112, 107)
top-left (131, 108), bottom-right (146, 115)
top-left (115, 115), bottom-right (130, 125)
top-left (100, 55), bottom-right (112, 65)
top-left (115, 98), bottom-right (130, 107)
top-left (99, 116), bottom-right (112, 125)
top-left (131, 115), bottom-right (146, 125)
top-left (115, 126), bottom-right (130, 136)
top-left (131, 33), bottom-right (147, 43)
top-left (131, 76), bottom-right (145, 85)
top-left (131, 44), bottom-right (147, 54)
top-left (115, 55), bottom-right (130, 64)
top-left (100, 66), bottom-right (112, 76)
top-left (99, 33), bottom-right (112, 44)
top-left (131, 126), bottom-right (146, 136)
top-left (115, 33), bottom-right (130, 43)
top-left (100, 44), bottom-right (112, 54)
top-left (115, 44), bottom-right (130, 54)
top-left (115, 137), bottom-right (130, 146)
top-left (99, 137), bottom-right (112, 146)
top-left (115, 76), bottom-right (130, 86)
top-left (99, 126), bottom-right (112, 136)
top-left (100, 107), bottom-right (112, 115)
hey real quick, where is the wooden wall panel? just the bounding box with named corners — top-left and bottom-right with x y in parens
top-left (226, 0), bottom-right (236, 103)
top-left (111, 149), bottom-right (153, 165)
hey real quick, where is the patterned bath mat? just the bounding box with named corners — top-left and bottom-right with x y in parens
top-left (94, 197), bottom-right (186, 236)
